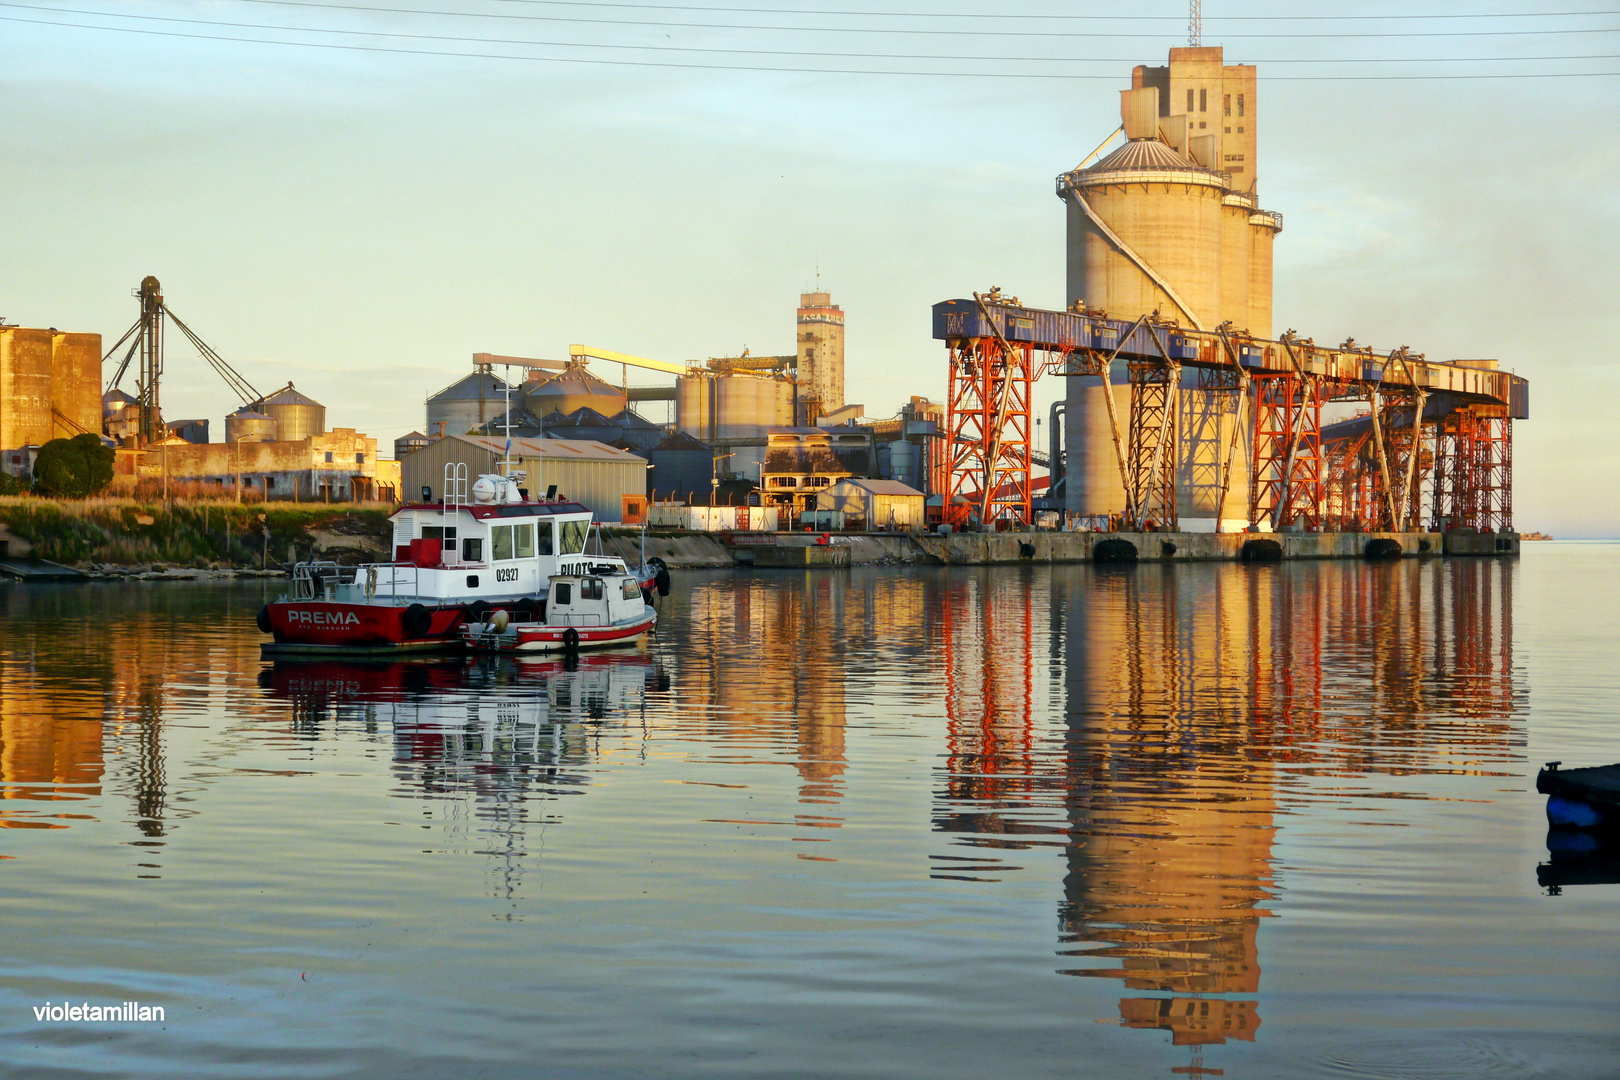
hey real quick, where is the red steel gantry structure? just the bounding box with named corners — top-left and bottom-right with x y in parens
top-left (935, 296), bottom-right (1527, 533)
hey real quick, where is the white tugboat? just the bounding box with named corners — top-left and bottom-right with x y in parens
top-left (458, 556), bottom-right (658, 653)
top-left (259, 463), bottom-right (669, 654)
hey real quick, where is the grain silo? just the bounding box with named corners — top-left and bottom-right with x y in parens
top-left (675, 370), bottom-right (794, 444)
top-left (251, 383), bottom-right (325, 442)
top-left (226, 407), bottom-right (277, 443)
top-left (426, 368), bottom-right (514, 438)
top-left (522, 361), bottom-right (625, 421)
top-left (1057, 46), bottom-right (1281, 525)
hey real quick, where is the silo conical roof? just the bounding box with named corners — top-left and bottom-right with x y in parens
top-left (1068, 138), bottom-right (1229, 191)
top-left (429, 371), bottom-right (514, 401)
top-left (255, 382), bottom-right (323, 408)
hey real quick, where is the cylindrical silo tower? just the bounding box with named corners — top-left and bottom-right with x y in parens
top-left (1057, 53), bottom-right (1280, 527)
top-left (226, 408), bottom-right (277, 443)
top-left (426, 368), bottom-right (514, 438)
top-left (252, 383), bottom-right (325, 442)
top-left (522, 361), bottom-right (626, 421)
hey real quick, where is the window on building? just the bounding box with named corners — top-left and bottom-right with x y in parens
top-left (1186, 88), bottom-right (1194, 112)
top-left (324, 451), bottom-right (334, 463)
top-left (1224, 94), bottom-right (1231, 116)
top-left (1199, 121), bottom-right (1207, 129)
top-left (491, 524), bottom-right (513, 560)
top-left (514, 523), bottom-right (535, 558)
top-left (462, 537), bottom-right (482, 562)
top-left (1237, 126), bottom-right (1245, 134)
top-left (266, 477), bottom-right (276, 490)
top-left (1199, 89), bottom-right (1207, 112)
top-left (1237, 94), bottom-right (1245, 116)
top-left (1225, 127), bottom-right (1232, 134)
top-left (355, 453), bottom-right (364, 465)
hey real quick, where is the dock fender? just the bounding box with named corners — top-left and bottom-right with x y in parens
top-left (648, 557), bottom-right (671, 597)
top-left (402, 603), bottom-right (432, 637)
top-left (562, 628), bottom-right (580, 651)
top-left (1094, 538), bottom-right (1138, 564)
top-left (256, 604), bottom-right (273, 634)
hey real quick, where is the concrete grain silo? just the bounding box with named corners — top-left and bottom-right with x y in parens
top-left (1057, 46), bottom-right (1281, 527)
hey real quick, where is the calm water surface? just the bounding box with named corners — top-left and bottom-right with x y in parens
top-left (1, 546), bottom-right (1617, 1078)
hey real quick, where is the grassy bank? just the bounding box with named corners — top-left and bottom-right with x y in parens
top-left (0, 496), bottom-right (394, 568)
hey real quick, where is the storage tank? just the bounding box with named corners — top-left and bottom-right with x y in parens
top-left (522, 361), bottom-right (625, 421)
top-left (675, 372), bottom-right (793, 443)
top-left (1062, 137), bottom-right (1228, 330)
top-left (252, 383), bottom-right (324, 442)
top-left (1220, 195), bottom-right (1255, 335)
top-left (226, 407), bottom-right (277, 443)
top-left (426, 369), bottom-right (514, 438)
top-left (1248, 210), bottom-right (1282, 341)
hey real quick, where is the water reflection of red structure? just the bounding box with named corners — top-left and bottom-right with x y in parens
top-left (931, 558), bottom-right (1520, 1062)
top-left (941, 571), bottom-right (1036, 808)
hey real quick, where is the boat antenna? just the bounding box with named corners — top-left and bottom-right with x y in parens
top-left (501, 364), bottom-right (514, 476)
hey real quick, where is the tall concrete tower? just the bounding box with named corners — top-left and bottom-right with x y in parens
top-left (1059, 46), bottom-right (1282, 526)
top-left (796, 291), bottom-right (844, 422)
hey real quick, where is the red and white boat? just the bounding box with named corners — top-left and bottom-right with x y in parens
top-left (259, 466), bottom-right (670, 655)
top-left (459, 562), bottom-right (657, 653)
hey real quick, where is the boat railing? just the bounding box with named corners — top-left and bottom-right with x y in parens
top-left (354, 562), bottom-right (424, 602)
top-left (550, 612), bottom-right (607, 627)
top-left (291, 561), bottom-right (351, 601)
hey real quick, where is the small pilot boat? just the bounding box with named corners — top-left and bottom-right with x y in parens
top-left (459, 558), bottom-right (657, 653)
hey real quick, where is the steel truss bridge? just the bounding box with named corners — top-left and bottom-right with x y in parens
top-left (934, 293), bottom-right (1528, 534)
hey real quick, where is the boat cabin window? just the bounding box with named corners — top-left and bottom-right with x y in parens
top-left (621, 577), bottom-right (639, 600)
top-left (553, 582), bottom-right (571, 605)
top-left (537, 521), bottom-right (554, 556)
top-left (462, 537), bottom-right (482, 563)
top-left (491, 522), bottom-right (539, 560)
top-left (559, 520), bottom-right (588, 554)
top-left (581, 577), bottom-right (603, 600)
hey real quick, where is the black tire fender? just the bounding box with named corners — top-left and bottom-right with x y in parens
top-left (256, 604), bottom-right (273, 634)
top-left (402, 603), bottom-right (433, 637)
top-left (466, 600), bottom-right (491, 623)
top-left (562, 628), bottom-right (580, 651)
top-left (654, 568), bottom-right (672, 597)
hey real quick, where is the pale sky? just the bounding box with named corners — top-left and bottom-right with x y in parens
top-left (3, 2), bottom-right (1617, 533)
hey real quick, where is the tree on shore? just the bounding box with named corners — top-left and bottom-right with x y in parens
top-left (33, 434), bottom-right (115, 497)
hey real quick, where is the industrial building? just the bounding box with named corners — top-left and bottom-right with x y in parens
top-left (926, 43), bottom-right (1527, 539)
top-left (796, 291), bottom-right (845, 422)
top-left (815, 479), bottom-right (926, 531)
top-left (1, 326), bottom-right (103, 473)
top-left (400, 434), bottom-right (648, 523)
top-left (119, 427), bottom-right (392, 501)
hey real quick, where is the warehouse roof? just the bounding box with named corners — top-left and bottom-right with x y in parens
top-left (829, 478), bottom-right (925, 497)
top-left (447, 433), bottom-right (645, 464)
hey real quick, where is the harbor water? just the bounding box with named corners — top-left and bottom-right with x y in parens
top-left (1, 544), bottom-right (1616, 1078)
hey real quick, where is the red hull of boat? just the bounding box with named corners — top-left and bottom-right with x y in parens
top-left (267, 602), bottom-right (466, 649)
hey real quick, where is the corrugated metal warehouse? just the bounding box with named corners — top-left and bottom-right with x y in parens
top-left (816, 478), bottom-right (926, 530)
top-left (401, 434), bottom-right (647, 522)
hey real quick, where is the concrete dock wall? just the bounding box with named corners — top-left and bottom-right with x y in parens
top-left (604, 527), bottom-right (1519, 570)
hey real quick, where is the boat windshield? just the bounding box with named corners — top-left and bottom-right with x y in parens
top-left (559, 520), bottom-right (589, 554)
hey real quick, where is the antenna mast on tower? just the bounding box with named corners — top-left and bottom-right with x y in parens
top-left (1189, 0), bottom-right (1201, 46)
